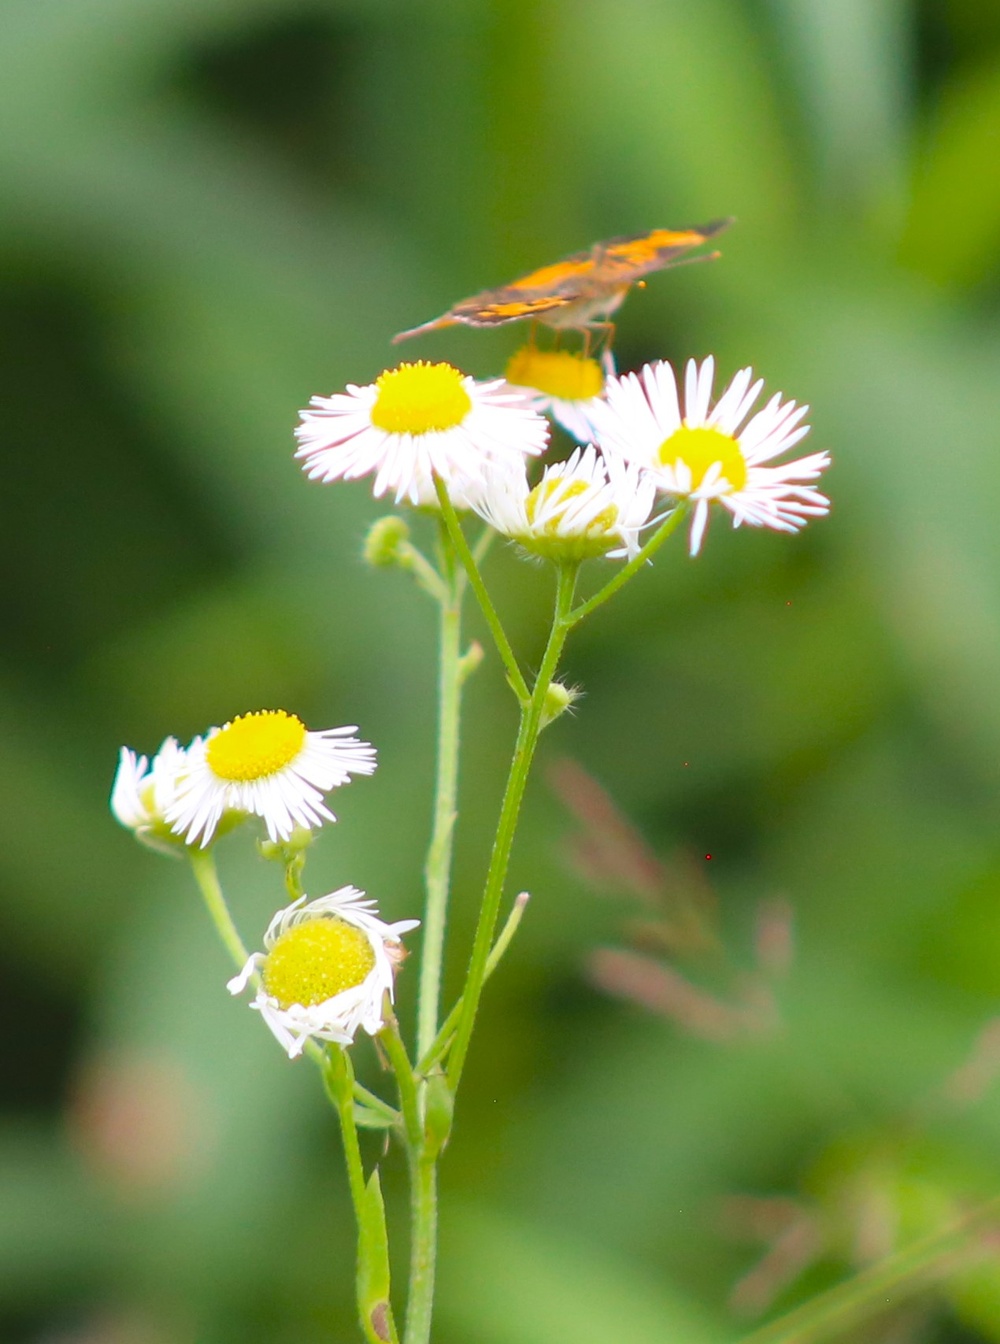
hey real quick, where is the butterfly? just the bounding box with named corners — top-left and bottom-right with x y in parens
top-left (393, 220), bottom-right (732, 345)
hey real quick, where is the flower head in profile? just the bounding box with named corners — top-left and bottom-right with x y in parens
top-left (295, 360), bottom-right (549, 505)
top-left (592, 357), bottom-right (830, 555)
top-left (164, 710), bottom-right (376, 848)
top-left (111, 737), bottom-right (190, 854)
top-left (504, 346), bottom-right (613, 443)
top-left (470, 445), bottom-right (655, 562)
top-left (227, 887), bottom-right (420, 1057)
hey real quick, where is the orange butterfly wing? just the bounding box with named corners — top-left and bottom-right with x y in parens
top-left (393, 220), bottom-right (732, 341)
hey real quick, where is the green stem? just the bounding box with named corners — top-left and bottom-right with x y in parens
top-left (352, 1081), bottom-right (401, 1128)
top-left (417, 891), bottom-right (530, 1077)
top-left (416, 524), bottom-right (465, 1061)
top-left (325, 1048), bottom-right (400, 1344)
top-left (737, 1192), bottom-right (1000, 1344)
top-left (434, 476), bottom-right (529, 703)
top-left (446, 565), bottom-right (579, 1091)
top-left (397, 540), bottom-right (449, 604)
top-left (188, 848), bottom-right (250, 968)
top-left (380, 1018), bottom-right (423, 1150)
top-left (403, 1152), bottom-right (438, 1344)
top-left (568, 504), bottom-right (687, 627)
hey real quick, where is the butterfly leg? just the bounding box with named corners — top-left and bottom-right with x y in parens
top-left (590, 320), bottom-right (616, 356)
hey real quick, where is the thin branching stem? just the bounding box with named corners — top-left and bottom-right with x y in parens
top-left (434, 476), bottom-right (529, 702)
top-left (447, 564), bottom-right (579, 1091)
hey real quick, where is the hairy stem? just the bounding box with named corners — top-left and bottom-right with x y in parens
top-left (447, 564), bottom-right (578, 1091)
top-left (434, 476), bottom-right (529, 702)
top-left (325, 1048), bottom-right (400, 1344)
top-left (416, 524), bottom-right (465, 1060)
top-left (403, 1153), bottom-right (438, 1344)
top-left (568, 504), bottom-right (687, 627)
top-left (417, 891), bottom-right (530, 1077)
top-left (188, 847), bottom-right (250, 968)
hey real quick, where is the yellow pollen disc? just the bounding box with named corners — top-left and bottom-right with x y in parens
top-left (521, 477), bottom-right (619, 558)
top-left (206, 710), bottom-right (307, 782)
top-left (505, 347), bottom-right (604, 401)
top-left (526, 477), bottom-right (595, 532)
top-left (369, 362), bottom-right (472, 435)
top-left (656, 425), bottom-right (747, 493)
top-left (263, 918), bottom-right (376, 1009)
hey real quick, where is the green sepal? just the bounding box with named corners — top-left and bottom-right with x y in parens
top-left (423, 1071), bottom-right (454, 1158)
top-left (257, 826), bottom-right (313, 864)
top-left (357, 1168), bottom-right (396, 1343)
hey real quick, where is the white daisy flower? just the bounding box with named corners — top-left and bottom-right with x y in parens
top-left (227, 887), bottom-right (420, 1057)
top-left (295, 360), bottom-right (549, 506)
top-left (591, 357), bottom-right (830, 556)
top-left (504, 346), bottom-right (614, 443)
top-left (165, 709), bottom-right (376, 848)
top-left (111, 737), bottom-right (190, 854)
top-left (471, 445), bottom-right (656, 561)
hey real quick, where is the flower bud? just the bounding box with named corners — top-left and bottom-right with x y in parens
top-left (363, 516), bottom-right (411, 568)
top-left (540, 680), bottom-right (581, 729)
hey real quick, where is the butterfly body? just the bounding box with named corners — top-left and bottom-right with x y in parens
top-left (393, 221), bottom-right (732, 343)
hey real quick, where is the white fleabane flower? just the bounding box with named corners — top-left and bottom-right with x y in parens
top-left (295, 360), bottom-right (549, 506)
top-left (504, 347), bottom-right (614, 443)
top-left (227, 887), bottom-right (420, 1057)
top-left (592, 357), bottom-right (830, 556)
top-left (111, 737), bottom-right (189, 854)
top-left (165, 710), bottom-right (376, 848)
top-left (471, 445), bottom-right (656, 561)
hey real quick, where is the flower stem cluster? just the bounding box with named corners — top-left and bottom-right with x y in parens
top-left (110, 265), bottom-right (831, 1344)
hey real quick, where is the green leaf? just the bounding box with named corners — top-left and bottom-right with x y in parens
top-left (358, 1169), bottom-right (395, 1344)
top-left (353, 1105), bottom-right (398, 1132)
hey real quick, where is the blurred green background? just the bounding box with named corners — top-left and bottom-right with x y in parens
top-left (5, 0), bottom-right (1000, 1340)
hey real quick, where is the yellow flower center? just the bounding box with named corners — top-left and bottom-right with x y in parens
top-left (656, 425), bottom-right (747, 493)
top-left (206, 710), bottom-right (307, 782)
top-left (519, 476), bottom-right (621, 560)
top-left (263, 918), bottom-right (376, 1009)
top-left (369, 362), bottom-right (472, 435)
top-left (505, 347), bottom-right (604, 401)
top-left (525, 477), bottom-right (617, 537)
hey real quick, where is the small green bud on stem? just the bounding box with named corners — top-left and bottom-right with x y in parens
top-left (540, 680), bottom-right (581, 729)
top-left (364, 516), bottom-right (411, 568)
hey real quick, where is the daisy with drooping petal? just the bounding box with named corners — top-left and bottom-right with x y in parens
top-left (504, 346), bottom-right (614, 443)
top-left (111, 737), bottom-right (190, 854)
top-left (295, 360), bottom-right (549, 506)
top-left (227, 887), bottom-right (420, 1058)
top-left (470, 445), bottom-right (656, 561)
top-left (591, 357), bottom-right (830, 556)
top-left (165, 710), bottom-right (376, 848)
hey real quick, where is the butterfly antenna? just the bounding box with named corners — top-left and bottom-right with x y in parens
top-left (664, 249), bottom-right (723, 273)
top-left (392, 314), bottom-right (460, 344)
